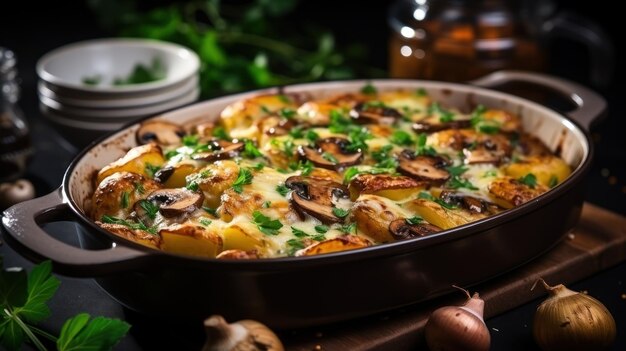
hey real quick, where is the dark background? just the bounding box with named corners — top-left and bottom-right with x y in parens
top-left (1, 1), bottom-right (624, 350)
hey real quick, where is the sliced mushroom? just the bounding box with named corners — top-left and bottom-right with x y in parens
top-left (348, 173), bottom-right (426, 201)
top-left (398, 150), bottom-right (450, 184)
top-left (298, 137), bottom-right (362, 170)
top-left (412, 117), bottom-right (471, 133)
top-left (349, 102), bottom-right (402, 125)
top-left (462, 147), bottom-right (502, 165)
top-left (285, 176), bottom-right (349, 224)
top-left (439, 191), bottom-right (501, 215)
top-left (147, 188), bottom-right (204, 218)
top-left (388, 219), bottom-right (442, 240)
top-left (191, 139), bottom-right (244, 162)
top-left (136, 120), bottom-right (186, 145)
top-left (258, 115), bottom-right (299, 136)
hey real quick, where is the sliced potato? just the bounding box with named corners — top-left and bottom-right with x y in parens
top-left (378, 90), bottom-right (430, 120)
top-left (349, 173), bottom-right (426, 201)
top-left (352, 194), bottom-right (402, 242)
top-left (162, 163), bottom-right (197, 188)
top-left (159, 223), bottom-right (223, 258)
top-left (296, 235), bottom-right (371, 256)
top-left (96, 222), bottom-right (160, 249)
top-left (502, 156), bottom-right (571, 187)
top-left (96, 144), bottom-right (165, 185)
top-left (221, 223), bottom-right (274, 253)
top-left (91, 172), bottom-right (161, 220)
top-left (483, 109), bottom-right (521, 132)
top-left (404, 199), bottom-right (485, 229)
top-left (488, 176), bottom-right (548, 208)
top-left (195, 160), bottom-right (240, 208)
top-left (220, 94), bottom-right (297, 133)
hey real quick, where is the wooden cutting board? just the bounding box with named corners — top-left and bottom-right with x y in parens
top-left (281, 203), bottom-right (626, 350)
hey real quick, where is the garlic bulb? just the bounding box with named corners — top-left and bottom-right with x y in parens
top-left (424, 286), bottom-right (490, 351)
top-left (202, 315), bottom-right (284, 351)
top-left (533, 279), bottom-right (616, 351)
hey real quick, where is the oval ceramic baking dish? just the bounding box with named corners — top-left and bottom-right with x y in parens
top-left (1, 71), bottom-right (605, 328)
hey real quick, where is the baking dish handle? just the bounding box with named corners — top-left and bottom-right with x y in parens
top-left (469, 70), bottom-right (607, 131)
top-left (1, 188), bottom-right (152, 276)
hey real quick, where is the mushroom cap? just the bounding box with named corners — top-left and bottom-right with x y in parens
top-left (298, 137), bottom-right (362, 170)
top-left (388, 219), bottom-right (441, 240)
top-left (136, 120), bottom-right (186, 145)
top-left (350, 102), bottom-right (402, 125)
top-left (285, 176), bottom-right (349, 224)
top-left (191, 140), bottom-right (245, 162)
top-left (147, 188), bottom-right (204, 218)
top-left (398, 151), bottom-right (450, 184)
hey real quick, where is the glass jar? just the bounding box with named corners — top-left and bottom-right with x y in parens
top-left (0, 48), bottom-right (32, 181)
top-left (388, 0), bottom-right (613, 87)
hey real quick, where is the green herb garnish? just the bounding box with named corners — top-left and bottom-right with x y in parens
top-left (416, 88), bottom-right (428, 96)
top-left (360, 83), bottom-right (377, 95)
top-left (418, 191), bottom-right (457, 210)
top-left (415, 133), bottom-right (438, 156)
top-left (289, 126), bottom-right (304, 139)
top-left (322, 152), bottom-right (338, 164)
top-left (343, 167), bottom-right (360, 183)
top-left (286, 239), bottom-right (306, 256)
top-left (134, 182), bottom-right (145, 195)
top-left (203, 206), bottom-right (218, 217)
top-left (120, 191), bottom-right (129, 209)
top-left (279, 108), bottom-right (296, 119)
top-left (332, 207), bottom-right (349, 218)
top-left (144, 163), bottom-right (161, 178)
top-left (276, 184), bottom-right (291, 196)
top-left (305, 130), bottom-right (320, 143)
top-left (212, 127), bottom-right (230, 140)
top-left (519, 173), bottom-right (537, 188)
top-left (406, 216), bottom-right (423, 225)
top-left (242, 139), bottom-right (263, 159)
top-left (199, 218), bottom-right (212, 227)
top-left (139, 200), bottom-right (159, 219)
top-left (252, 211), bottom-right (283, 235)
top-left (232, 168), bottom-right (253, 193)
top-left (548, 175), bottom-right (559, 188)
top-left (339, 222), bottom-right (357, 234)
top-left (291, 227), bottom-right (309, 238)
top-left (314, 225), bottom-right (329, 234)
top-left (390, 130), bottom-right (415, 146)
top-left (182, 135), bottom-right (199, 147)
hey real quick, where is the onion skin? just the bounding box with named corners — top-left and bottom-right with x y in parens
top-left (533, 283), bottom-right (616, 351)
top-left (425, 292), bottom-right (490, 351)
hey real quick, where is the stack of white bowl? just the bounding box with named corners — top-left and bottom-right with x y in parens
top-left (36, 38), bottom-right (200, 148)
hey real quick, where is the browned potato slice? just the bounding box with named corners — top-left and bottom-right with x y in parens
top-left (404, 199), bottom-right (485, 229)
top-left (349, 173), bottom-right (426, 201)
top-left (352, 194), bottom-right (401, 242)
top-left (488, 176), bottom-right (548, 208)
top-left (216, 250), bottom-right (260, 259)
top-left (221, 223), bottom-right (276, 254)
top-left (96, 223), bottom-right (160, 249)
top-left (296, 102), bottom-right (337, 126)
top-left (159, 223), bottom-right (223, 258)
top-left (296, 235), bottom-right (371, 256)
top-left (91, 172), bottom-right (161, 220)
top-left (483, 109), bottom-right (521, 132)
top-left (502, 156), bottom-right (571, 187)
top-left (220, 94), bottom-right (298, 133)
top-left (157, 163), bottom-right (196, 188)
top-left (194, 160), bottom-right (240, 208)
top-left (96, 144), bottom-right (165, 185)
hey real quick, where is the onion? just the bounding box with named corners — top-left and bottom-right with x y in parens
top-left (532, 278), bottom-right (616, 351)
top-left (424, 286), bottom-right (490, 351)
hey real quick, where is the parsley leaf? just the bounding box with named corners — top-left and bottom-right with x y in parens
top-left (360, 82), bottom-right (377, 95)
top-left (139, 200), bottom-right (159, 220)
top-left (199, 218), bottom-right (212, 226)
top-left (289, 126), bottom-right (304, 139)
top-left (203, 207), bottom-right (219, 217)
top-left (144, 163), bottom-right (161, 178)
top-left (241, 139), bottom-right (263, 159)
top-left (276, 184), bottom-right (291, 196)
top-left (332, 207), bottom-right (350, 218)
top-left (406, 216), bottom-right (423, 225)
top-left (314, 225), bottom-right (329, 234)
top-left (415, 133), bottom-right (438, 156)
top-left (120, 191), bottom-right (129, 209)
top-left (277, 94), bottom-right (292, 103)
top-left (232, 168), bottom-right (253, 193)
top-left (416, 88), bottom-right (428, 96)
top-left (262, 201), bottom-right (271, 208)
top-left (418, 191), bottom-right (457, 210)
top-left (343, 167), bottom-right (361, 183)
top-left (519, 173), bottom-right (537, 188)
top-left (212, 127), bottom-right (230, 140)
top-left (447, 176), bottom-right (478, 190)
top-left (252, 211), bottom-right (283, 235)
top-left (286, 239), bottom-right (306, 256)
top-left (134, 182), bottom-right (145, 195)
top-left (446, 165), bottom-right (468, 177)
top-left (291, 227), bottom-right (309, 238)
top-left (339, 222), bottom-right (357, 234)
top-left (390, 130), bottom-right (415, 146)
top-left (305, 130), bottom-right (319, 143)
top-left (549, 175), bottom-right (559, 188)
top-left (470, 105), bottom-right (500, 134)
top-left (182, 135), bottom-right (199, 147)
top-left (322, 152), bottom-right (339, 164)
top-left (288, 160), bottom-right (314, 176)
top-left (279, 107), bottom-right (296, 119)
top-left (56, 313), bottom-right (130, 351)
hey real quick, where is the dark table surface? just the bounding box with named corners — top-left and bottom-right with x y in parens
top-left (1, 1), bottom-right (625, 350)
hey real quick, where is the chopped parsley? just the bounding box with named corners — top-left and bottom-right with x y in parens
top-left (101, 215), bottom-right (156, 235)
top-left (289, 160), bottom-right (314, 175)
top-left (470, 104), bottom-right (500, 134)
top-left (418, 191), bottom-right (457, 210)
top-left (182, 135), bottom-right (200, 146)
top-left (199, 218), bottom-right (212, 227)
top-left (549, 175), bottom-right (559, 188)
top-left (332, 207), bottom-right (350, 218)
top-left (203, 206), bottom-right (219, 217)
top-left (276, 184), bottom-right (291, 196)
top-left (144, 163), bottom-right (161, 178)
top-left (134, 182), bottom-right (145, 195)
top-left (165, 149), bottom-right (180, 159)
top-left (242, 139), bottom-right (263, 159)
top-left (360, 82), bottom-right (377, 95)
top-left (416, 133), bottom-right (438, 156)
top-left (416, 87), bottom-right (428, 96)
top-left (186, 170), bottom-right (211, 191)
top-left (483, 170), bottom-right (498, 177)
top-left (291, 226), bottom-right (310, 237)
top-left (279, 107), bottom-right (296, 119)
top-left (253, 162), bottom-right (265, 171)
top-left (322, 152), bottom-right (339, 164)
top-left (282, 138), bottom-right (295, 156)
top-left (339, 222), bottom-right (357, 234)
top-left (406, 216), bottom-right (423, 225)
top-left (446, 165), bottom-right (469, 177)
top-left (343, 167), bottom-right (360, 182)
top-left (262, 201), bottom-right (271, 208)
top-left (286, 238), bottom-right (306, 255)
top-left (314, 225), bottom-right (329, 234)
top-left (139, 200), bottom-right (159, 219)
top-left (305, 130), bottom-right (320, 143)
top-left (447, 177), bottom-right (478, 190)
top-left (212, 127), bottom-right (230, 140)
top-left (232, 168), bottom-right (253, 193)
top-left (120, 191), bottom-right (130, 209)
top-left (252, 211), bottom-right (283, 235)
top-left (289, 126), bottom-right (304, 138)
top-left (519, 173), bottom-right (537, 188)
top-left (390, 130), bottom-right (415, 146)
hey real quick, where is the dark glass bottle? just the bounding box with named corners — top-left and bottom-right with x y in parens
top-left (0, 48), bottom-right (32, 181)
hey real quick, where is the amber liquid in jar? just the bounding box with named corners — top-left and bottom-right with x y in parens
top-left (389, 9), bottom-right (546, 81)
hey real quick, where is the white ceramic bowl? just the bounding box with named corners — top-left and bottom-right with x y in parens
top-left (39, 87), bottom-right (200, 119)
top-left (37, 38), bottom-right (200, 94)
top-left (37, 75), bottom-right (199, 109)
